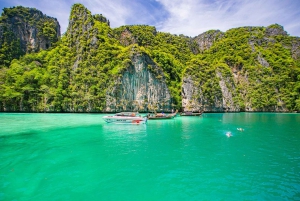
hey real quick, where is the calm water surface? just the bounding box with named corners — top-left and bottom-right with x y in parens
top-left (0, 113), bottom-right (300, 200)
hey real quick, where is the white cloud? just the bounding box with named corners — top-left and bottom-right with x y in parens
top-left (1, 0), bottom-right (300, 36)
top-left (156, 0), bottom-right (300, 36)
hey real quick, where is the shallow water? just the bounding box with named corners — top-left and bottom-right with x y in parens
top-left (0, 113), bottom-right (300, 200)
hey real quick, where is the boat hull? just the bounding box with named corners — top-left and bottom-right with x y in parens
top-left (180, 113), bottom-right (202, 116)
top-left (103, 116), bottom-right (147, 124)
top-left (147, 112), bottom-right (177, 120)
top-left (147, 116), bottom-right (175, 120)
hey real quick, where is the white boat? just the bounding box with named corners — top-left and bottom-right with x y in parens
top-left (103, 112), bottom-right (147, 124)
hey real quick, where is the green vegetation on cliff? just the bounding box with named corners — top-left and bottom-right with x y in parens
top-left (0, 4), bottom-right (195, 112)
top-left (184, 25), bottom-right (300, 111)
top-left (0, 4), bottom-right (122, 112)
top-left (0, 4), bottom-right (299, 112)
top-left (0, 6), bottom-right (60, 68)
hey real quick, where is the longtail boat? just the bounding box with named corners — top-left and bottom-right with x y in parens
top-left (180, 111), bottom-right (203, 116)
top-left (147, 110), bottom-right (177, 120)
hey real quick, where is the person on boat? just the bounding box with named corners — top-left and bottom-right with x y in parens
top-left (156, 113), bottom-right (165, 117)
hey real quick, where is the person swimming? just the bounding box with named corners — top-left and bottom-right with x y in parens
top-left (226, 132), bottom-right (232, 137)
top-left (237, 128), bottom-right (244, 131)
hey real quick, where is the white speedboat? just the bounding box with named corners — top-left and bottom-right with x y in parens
top-left (103, 112), bottom-right (147, 124)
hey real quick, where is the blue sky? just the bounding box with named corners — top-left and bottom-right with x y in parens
top-left (1, 0), bottom-right (300, 37)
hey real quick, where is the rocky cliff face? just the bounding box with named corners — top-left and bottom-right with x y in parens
top-left (181, 76), bottom-right (203, 111)
top-left (66, 3), bottom-right (95, 71)
top-left (0, 6), bottom-right (60, 66)
top-left (105, 52), bottom-right (172, 112)
top-left (67, 5), bottom-right (93, 42)
top-left (265, 24), bottom-right (287, 37)
top-left (290, 37), bottom-right (300, 60)
top-left (216, 71), bottom-right (240, 112)
top-left (93, 14), bottom-right (110, 26)
top-left (182, 25), bottom-right (299, 112)
top-left (182, 71), bottom-right (240, 112)
top-left (118, 28), bottom-right (137, 46)
top-left (193, 30), bottom-right (224, 53)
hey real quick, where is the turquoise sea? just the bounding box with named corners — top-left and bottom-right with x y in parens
top-left (0, 113), bottom-right (299, 201)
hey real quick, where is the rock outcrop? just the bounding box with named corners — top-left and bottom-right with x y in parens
top-left (290, 37), bottom-right (300, 60)
top-left (181, 76), bottom-right (203, 111)
top-left (0, 6), bottom-right (60, 66)
top-left (118, 28), bottom-right (137, 46)
top-left (193, 30), bottom-right (224, 53)
top-left (93, 14), bottom-right (110, 26)
top-left (257, 54), bottom-right (270, 67)
top-left (0, 7), bottom-right (60, 52)
top-left (182, 71), bottom-right (240, 112)
top-left (265, 24), bottom-right (287, 37)
top-left (216, 71), bottom-right (240, 112)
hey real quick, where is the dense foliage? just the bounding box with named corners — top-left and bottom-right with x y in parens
top-left (0, 4), bottom-right (124, 112)
top-left (0, 4), bottom-right (299, 112)
top-left (184, 25), bottom-right (300, 111)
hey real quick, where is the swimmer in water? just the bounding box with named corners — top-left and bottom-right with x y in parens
top-left (237, 128), bottom-right (244, 131)
top-left (226, 132), bottom-right (232, 137)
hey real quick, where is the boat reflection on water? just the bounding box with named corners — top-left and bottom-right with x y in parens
top-left (102, 122), bottom-right (147, 141)
top-left (103, 112), bottom-right (147, 124)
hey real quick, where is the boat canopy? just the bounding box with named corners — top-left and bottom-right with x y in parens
top-left (115, 112), bottom-right (138, 117)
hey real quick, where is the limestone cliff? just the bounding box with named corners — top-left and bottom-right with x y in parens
top-left (105, 52), bottom-right (172, 112)
top-left (182, 25), bottom-right (299, 112)
top-left (182, 76), bottom-right (203, 111)
top-left (182, 69), bottom-right (240, 112)
top-left (0, 6), bottom-right (60, 66)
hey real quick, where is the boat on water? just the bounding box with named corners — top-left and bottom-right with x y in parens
top-left (180, 111), bottom-right (203, 116)
top-left (147, 110), bottom-right (177, 120)
top-left (103, 112), bottom-right (147, 124)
